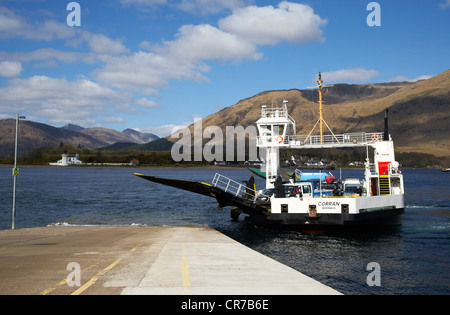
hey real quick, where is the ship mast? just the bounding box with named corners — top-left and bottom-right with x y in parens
top-left (304, 72), bottom-right (340, 144)
top-left (318, 72), bottom-right (325, 143)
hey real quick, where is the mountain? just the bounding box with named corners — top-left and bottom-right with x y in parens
top-left (0, 120), bottom-right (107, 157)
top-left (78, 127), bottom-right (159, 146)
top-left (0, 121), bottom-right (160, 158)
top-left (79, 127), bottom-right (135, 145)
top-left (169, 69), bottom-right (450, 158)
top-left (122, 128), bottom-right (159, 144)
top-left (61, 124), bottom-right (85, 132)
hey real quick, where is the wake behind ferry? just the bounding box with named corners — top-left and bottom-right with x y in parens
top-left (136, 73), bottom-right (404, 230)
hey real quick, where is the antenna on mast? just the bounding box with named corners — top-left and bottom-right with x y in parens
top-left (304, 72), bottom-right (340, 144)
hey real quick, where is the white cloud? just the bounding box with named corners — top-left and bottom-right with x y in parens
top-left (93, 51), bottom-right (209, 96)
top-left (177, 0), bottom-right (252, 15)
top-left (93, 22), bottom-right (262, 97)
top-left (31, 20), bottom-right (76, 41)
top-left (102, 116), bottom-right (126, 124)
top-left (120, 0), bottom-right (252, 15)
top-left (141, 121), bottom-right (191, 137)
top-left (81, 33), bottom-right (129, 56)
top-left (388, 75), bottom-right (433, 83)
top-left (136, 98), bottom-right (161, 108)
top-left (0, 7), bottom-right (76, 41)
top-left (0, 6), bottom-right (126, 58)
top-left (0, 7), bottom-right (25, 33)
top-left (159, 24), bottom-right (261, 62)
top-left (120, 0), bottom-right (168, 6)
top-left (0, 75), bottom-right (125, 125)
top-left (321, 68), bottom-right (380, 83)
top-left (439, 0), bottom-right (450, 9)
top-left (219, 1), bottom-right (327, 45)
top-left (0, 61), bottom-right (23, 77)
top-left (0, 48), bottom-right (94, 65)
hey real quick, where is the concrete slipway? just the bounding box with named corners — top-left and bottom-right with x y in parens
top-left (0, 226), bottom-right (341, 295)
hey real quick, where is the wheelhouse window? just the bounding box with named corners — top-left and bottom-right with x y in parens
top-left (273, 125), bottom-right (285, 136)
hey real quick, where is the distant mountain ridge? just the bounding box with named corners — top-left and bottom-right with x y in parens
top-left (61, 123), bottom-right (85, 132)
top-left (60, 124), bottom-right (159, 144)
top-left (122, 128), bottom-right (159, 144)
top-left (0, 120), bottom-right (159, 158)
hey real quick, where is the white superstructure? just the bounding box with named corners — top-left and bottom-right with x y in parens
top-left (249, 73), bottom-right (405, 227)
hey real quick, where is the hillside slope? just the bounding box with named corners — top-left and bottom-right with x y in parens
top-left (0, 120), bottom-right (107, 157)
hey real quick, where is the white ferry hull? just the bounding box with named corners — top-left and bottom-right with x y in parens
top-left (235, 194), bottom-right (404, 229)
top-left (243, 207), bottom-right (404, 229)
top-left (270, 194), bottom-right (404, 216)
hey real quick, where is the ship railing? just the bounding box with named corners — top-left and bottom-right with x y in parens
top-left (257, 132), bottom-right (384, 148)
top-left (261, 106), bottom-right (289, 119)
top-left (212, 173), bottom-right (259, 202)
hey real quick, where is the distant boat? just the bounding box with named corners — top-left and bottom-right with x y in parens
top-left (442, 168), bottom-right (450, 172)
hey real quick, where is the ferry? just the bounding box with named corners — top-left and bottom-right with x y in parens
top-left (135, 73), bottom-right (405, 229)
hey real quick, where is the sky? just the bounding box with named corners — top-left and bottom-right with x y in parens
top-left (0, 0), bottom-right (449, 137)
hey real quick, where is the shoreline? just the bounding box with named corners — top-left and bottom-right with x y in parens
top-left (0, 164), bottom-right (363, 171)
top-left (0, 164), bottom-right (442, 170)
top-left (0, 164), bottom-right (249, 170)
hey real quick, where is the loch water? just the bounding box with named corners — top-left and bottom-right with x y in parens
top-left (0, 167), bottom-right (449, 295)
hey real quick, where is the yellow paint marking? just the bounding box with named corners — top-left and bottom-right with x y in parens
top-left (85, 264), bottom-right (97, 271)
top-left (41, 288), bottom-right (56, 295)
top-left (71, 276), bottom-right (98, 295)
top-left (181, 245), bottom-right (191, 287)
top-left (130, 243), bottom-right (143, 252)
top-left (71, 258), bottom-right (122, 295)
top-left (42, 243), bottom-right (139, 295)
top-left (182, 257), bottom-right (191, 287)
top-left (43, 242), bottom-right (142, 295)
top-left (102, 258), bottom-right (122, 273)
top-left (57, 279), bottom-right (68, 286)
top-left (41, 278), bottom-right (68, 295)
top-left (42, 264), bottom-right (98, 295)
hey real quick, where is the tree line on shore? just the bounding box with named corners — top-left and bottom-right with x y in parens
top-left (0, 144), bottom-right (447, 168)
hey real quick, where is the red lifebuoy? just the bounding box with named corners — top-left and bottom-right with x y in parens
top-left (371, 134), bottom-right (379, 141)
top-left (277, 136), bottom-right (284, 144)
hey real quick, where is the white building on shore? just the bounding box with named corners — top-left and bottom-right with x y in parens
top-left (49, 154), bottom-right (84, 166)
